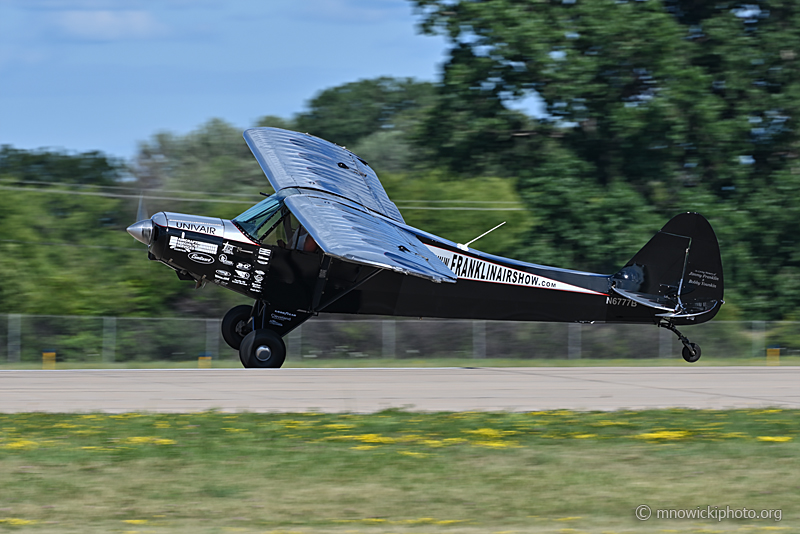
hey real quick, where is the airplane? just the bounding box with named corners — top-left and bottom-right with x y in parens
top-left (127, 127), bottom-right (724, 368)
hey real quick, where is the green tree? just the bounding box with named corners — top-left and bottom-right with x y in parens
top-left (294, 77), bottom-right (437, 148)
top-left (411, 0), bottom-right (800, 318)
top-left (0, 146), bottom-right (124, 185)
top-left (132, 118), bottom-right (269, 217)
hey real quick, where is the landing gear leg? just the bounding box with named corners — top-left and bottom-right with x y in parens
top-left (658, 321), bottom-right (701, 363)
top-left (221, 305), bottom-right (254, 350)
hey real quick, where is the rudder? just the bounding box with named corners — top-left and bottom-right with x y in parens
top-left (610, 212), bottom-right (724, 323)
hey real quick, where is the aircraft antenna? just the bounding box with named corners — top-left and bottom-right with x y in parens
top-left (457, 221), bottom-right (506, 251)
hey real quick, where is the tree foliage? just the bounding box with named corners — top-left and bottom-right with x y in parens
top-left (295, 77), bottom-right (436, 148)
top-left (0, 146), bottom-right (124, 185)
top-left (412, 0), bottom-right (800, 318)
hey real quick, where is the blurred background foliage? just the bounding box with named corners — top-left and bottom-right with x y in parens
top-left (2, 0), bottom-right (800, 321)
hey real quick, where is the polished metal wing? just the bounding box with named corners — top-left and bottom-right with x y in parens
top-left (243, 127), bottom-right (405, 223)
top-left (282, 190), bottom-right (456, 283)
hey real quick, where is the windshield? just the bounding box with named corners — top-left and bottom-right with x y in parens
top-left (232, 195), bottom-right (284, 242)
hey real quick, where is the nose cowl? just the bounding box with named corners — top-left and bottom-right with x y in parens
top-left (127, 219), bottom-right (154, 245)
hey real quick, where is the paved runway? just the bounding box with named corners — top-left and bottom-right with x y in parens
top-left (1, 367), bottom-right (798, 413)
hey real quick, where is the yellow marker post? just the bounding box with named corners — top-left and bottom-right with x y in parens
top-left (198, 356), bottom-right (212, 369)
top-left (766, 346), bottom-right (780, 366)
top-left (42, 351), bottom-right (56, 370)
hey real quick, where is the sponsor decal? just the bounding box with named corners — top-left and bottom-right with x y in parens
top-left (215, 269), bottom-right (230, 278)
top-left (218, 254), bottom-right (234, 266)
top-left (231, 278), bottom-right (247, 286)
top-left (254, 274), bottom-right (263, 283)
top-left (266, 309), bottom-right (297, 327)
top-left (256, 248), bottom-right (272, 265)
top-left (425, 245), bottom-right (605, 295)
top-left (188, 252), bottom-right (214, 264)
top-left (222, 242), bottom-right (235, 254)
top-left (236, 262), bottom-right (252, 271)
top-left (235, 270), bottom-right (250, 280)
top-left (250, 284), bottom-right (262, 292)
top-left (169, 236), bottom-right (218, 255)
top-left (215, 279), bottom-right (228, 286)
top-left (254, 269), bottom-right (265, 276)
top-left (171, 221), bottom-right (222, 236)
top-left (687, 270), bottom-right (719, 289)
top-left (606, 297), bottom-right (637, 308)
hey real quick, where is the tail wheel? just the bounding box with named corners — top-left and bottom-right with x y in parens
top-left (682, 343), bottom-right (701, 363)
top-left (221, 305), bottom-right (254, 350)
top-left (239, 329), bottom-right (286, 368)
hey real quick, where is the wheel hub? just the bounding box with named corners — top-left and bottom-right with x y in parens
top-left (255, 345), bottom-right (272, 362)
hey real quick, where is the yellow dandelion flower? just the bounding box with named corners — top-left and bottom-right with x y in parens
top-left (124, 436), bottom-right (154, 444)
top-left (757, 436), bottom-right (792, 442)
top-left (356, 433), bottom-right (396, 444)
top-left (0, 518), bottom-right (37, 526)
top-left (351, 445), bottom-right (378, 450)
top-left (464, 428), bottom-right (516, 439)
top-left (398, 451), bottom-right (429, 457)
top-left (121, 436), bottom-right (175, 445)
top-left (573, 434), bottom-right (597, 439)
top-left (472, 440), bottom-right (520, 448)
top-left (634, 431), bottom-right (689, 441)
top-left (590, 421), bottom-right (629, 427)
top-left (123, 519), bottom-right (148, 524)
top-left (323, 424), bottom-right (353, 430)
top-left (3, 440), bottom-right (38, 450)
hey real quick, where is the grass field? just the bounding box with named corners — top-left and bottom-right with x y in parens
top-left (0, 409), bottom-right (796, 533)
top-left (1, 356), bottom-right (798, 370)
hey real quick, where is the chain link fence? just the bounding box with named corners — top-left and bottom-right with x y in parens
top-left (1, 314), bottom-right (798, 363)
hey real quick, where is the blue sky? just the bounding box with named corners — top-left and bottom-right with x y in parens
top-left (0, 0), bottom-right (449, 160)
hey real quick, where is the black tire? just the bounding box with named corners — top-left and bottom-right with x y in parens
top-left (239, 329), bottom-right (286, 368)
top-left (682, 343), bottom-right (701, 363)
top-left (221, 305), bottom-right (253, 350)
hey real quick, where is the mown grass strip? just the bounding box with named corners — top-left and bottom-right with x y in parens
top-left (0, 409), bottom-right (796, 533)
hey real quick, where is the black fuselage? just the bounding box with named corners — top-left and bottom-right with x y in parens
top-left (148, 217), bottom-right (677, 337)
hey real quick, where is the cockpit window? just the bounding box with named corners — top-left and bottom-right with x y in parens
top-left (232, 195), bottom-right (316, 251)
top-left (232, 195), bottom-right (284, 242)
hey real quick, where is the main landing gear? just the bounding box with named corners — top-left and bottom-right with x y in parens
top-left (658, 321), bottom-right (701, 363)
top-left (238, 329), bottom-right (286, 368)
top-left (221, 303), bottom-right (288, 369)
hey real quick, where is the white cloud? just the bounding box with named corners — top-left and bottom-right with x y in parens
top-left (49, 10), bottom-right (169, 40)
top-left (292, 0), bottom-right (407, 24)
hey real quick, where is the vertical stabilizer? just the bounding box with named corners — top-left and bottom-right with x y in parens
top-left (611, 212), bottom-right (723, 321)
